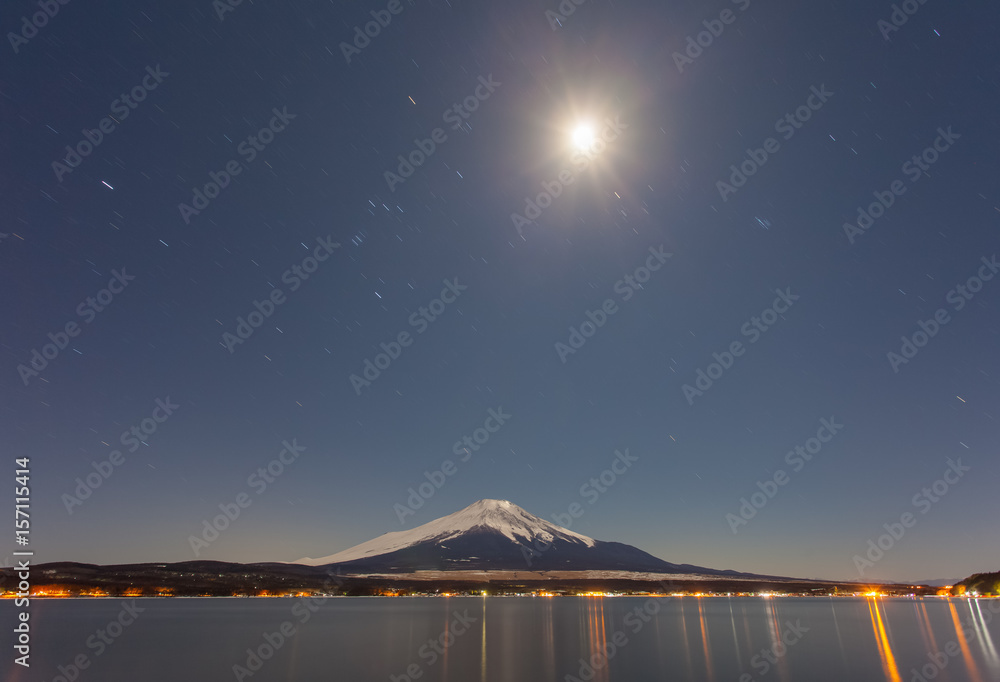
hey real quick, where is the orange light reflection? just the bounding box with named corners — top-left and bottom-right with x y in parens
top-left (867, 597), bottom-right (902, 682)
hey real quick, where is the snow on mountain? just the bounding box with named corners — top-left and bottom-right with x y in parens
top-left (296, 499), bottom-right (596, 566)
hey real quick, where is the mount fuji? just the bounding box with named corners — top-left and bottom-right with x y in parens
top-left (295, 499), bottom-right (755, 577)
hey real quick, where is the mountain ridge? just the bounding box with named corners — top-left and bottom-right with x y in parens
top-left (296, 499), bottom-right (595, 565)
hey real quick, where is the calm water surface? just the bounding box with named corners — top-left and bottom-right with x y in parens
top-left (6, 596), bottom-right (1000, 682)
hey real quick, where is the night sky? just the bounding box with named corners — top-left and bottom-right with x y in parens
top-left (2, 0), bottom-right (998, 584)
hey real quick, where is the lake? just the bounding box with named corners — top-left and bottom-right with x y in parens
top-left (6, 596), bottom-right (999, 682)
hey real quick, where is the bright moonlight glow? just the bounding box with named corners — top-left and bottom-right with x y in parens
top-left (572, 124), bottom-right (596, 151)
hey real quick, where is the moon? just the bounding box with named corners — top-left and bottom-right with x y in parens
top-left (571, 123), bottom-right (596, 152)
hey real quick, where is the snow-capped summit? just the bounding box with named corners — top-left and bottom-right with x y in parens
top-left (293, 498), bottom-right (743, 576)
top-left (296, 498), bottom-right (595, 566)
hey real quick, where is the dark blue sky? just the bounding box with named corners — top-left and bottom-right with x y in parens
top-left (2, 0), bottom-right (997, 583)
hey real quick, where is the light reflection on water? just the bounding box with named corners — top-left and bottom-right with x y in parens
top-left (868, 596), bottom-right (903, 682)
top-left (948, 600), bottom-right (986, 682)
top-left (4, 596), bottom-right (999, 682)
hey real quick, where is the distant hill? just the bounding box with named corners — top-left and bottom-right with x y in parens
top-left (912, 578), bottom-right (961, 588)
top-left (952, 571), bottom-right (1000, 596)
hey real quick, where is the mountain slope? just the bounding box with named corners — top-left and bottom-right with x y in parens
top-left (295, 499), bottom-right (759, 577)
top-left (299, 499), bottom-right (594, 565)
